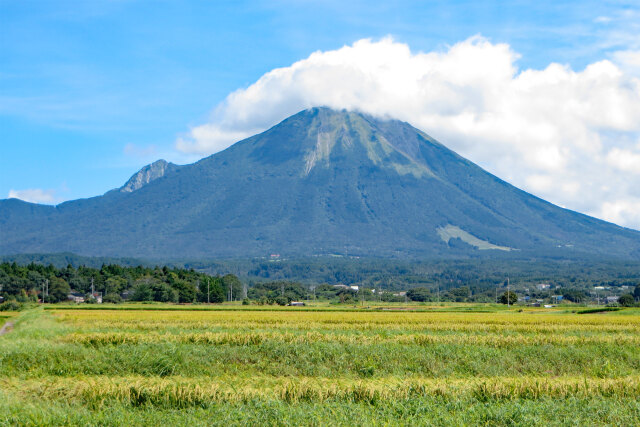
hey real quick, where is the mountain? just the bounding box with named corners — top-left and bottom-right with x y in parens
top-left (119, 159), bottom-right (181, 193)
top-left (1, 107), bottom-right (639, 259)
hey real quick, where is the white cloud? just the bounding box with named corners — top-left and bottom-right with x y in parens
top-left (606, 147), bottom-right (640, 174)
top-left (612, 50), bottom-right (640, 75)
top-left (601, 199), bottom-right (640, 230)
top-left (176, 36), bottom-right (640, 230)
top-left (8, 188), bottom-right (59, 204)
top-left (594, 16), bottom-right (612, 24)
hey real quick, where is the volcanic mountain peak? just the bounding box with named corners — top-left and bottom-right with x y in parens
top-left (1, 107), bottom-right (639, 260)
top-left (255, 107), bottom-right (436, 179)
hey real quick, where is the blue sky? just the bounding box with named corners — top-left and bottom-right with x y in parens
top-left (1, 1), bottom-right (640, 227)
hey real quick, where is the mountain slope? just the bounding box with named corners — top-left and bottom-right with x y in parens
top-left (120, 159), bottom-right (181, 193)
top-left (1, 107), bottom-right (639, 259)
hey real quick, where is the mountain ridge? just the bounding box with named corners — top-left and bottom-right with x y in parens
top-left (120, 159), bottom-right (181, 193)
top-left (1, 107), bottom-right (639, 259)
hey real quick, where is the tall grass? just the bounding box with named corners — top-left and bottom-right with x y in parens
top-left (1, 307), bottom-right (639, 425)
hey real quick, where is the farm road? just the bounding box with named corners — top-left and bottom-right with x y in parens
top-left (0, 321), bottom-right (14, 336)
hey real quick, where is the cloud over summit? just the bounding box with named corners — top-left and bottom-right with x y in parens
top-left (176, 36), bottom-right (640, 230)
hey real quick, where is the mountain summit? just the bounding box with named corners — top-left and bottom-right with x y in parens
top-left (1, 107), bottom-right (639, 259)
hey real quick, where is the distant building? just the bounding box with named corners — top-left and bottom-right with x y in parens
top-left (288, 301), bottom-right (305, 306)
top-left (68, 292), bottom-right (85, 303)
top-left (88, 292), bottom-right (103, 304)
top-left (332, 284), bottom-right (350, 289)
top-left (349, 286), bottom-right (359, 291)
top-left (537, 283), bottom-right (551, 290)
top-left (606, 296), bottom-right (619, 303)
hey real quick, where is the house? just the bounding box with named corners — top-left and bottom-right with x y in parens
top-left (537, 283), bottom-right (551, 290)
top-left (349, 286), bottom-right (359, 291)
top-left (606, 296), bottom-right (619, 303)
top-left (88, 292), bottom-right (103, 304)
top-left (288, 301), bottom-right (305, 306)
top-left (332, 284), bottom-right (350, 290)
top-left (68, 292), bottom-right (85, 303)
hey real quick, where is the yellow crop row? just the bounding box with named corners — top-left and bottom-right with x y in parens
top-left (5, 375), bottom-right (639, 407)
top-left (62, 330), bottom-right (640, 347)
top-left (53, 310), bottom-right (640, 326)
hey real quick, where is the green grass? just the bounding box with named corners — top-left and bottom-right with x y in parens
top-left (1, 306), bottom-right (639, 425)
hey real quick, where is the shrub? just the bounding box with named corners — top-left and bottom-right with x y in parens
top-left (0, 300), bottom-right (23, 311)
top-left (103, 293), bottom-right (123, 304)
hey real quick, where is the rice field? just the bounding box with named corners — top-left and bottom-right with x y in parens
top-left (1, 306), bottom-right (639, 426)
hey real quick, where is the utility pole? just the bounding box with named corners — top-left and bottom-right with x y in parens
top-left (91, 278), bottom-right (95, 297)
top-left (207, 278), bottom-right (210, 304)
top-left (41, 279), bottom-right (49, 303)
top-left (507, 277), bottom-right (510, 308)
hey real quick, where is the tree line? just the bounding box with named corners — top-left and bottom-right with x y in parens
top-left (0, 262), bottom-right (242, 304)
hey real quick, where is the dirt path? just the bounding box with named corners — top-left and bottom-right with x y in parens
top-left (0, 321), bottom-right (14, 336)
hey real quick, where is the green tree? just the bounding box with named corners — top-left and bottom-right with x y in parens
top-left (104, 277), bottom-right (128, 295)
top-left (406, 287), bottom-right (430, 302)
top-left (131, 283), bottom-right (153, 301)
top-left (47, 277), bottom-right (70, 303)
top-left (499, 291), bottom-right (517, 305)
top-left (618, 294), bottom-right (635, 307)
top-left (170, 279), bottom-right (196, 303)
top-left (153, 283), bottom-right (178, 303)
top-left (562, 288), bottom-right (587, 303)
top-left (221, 274), bottom-right (243, 301)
